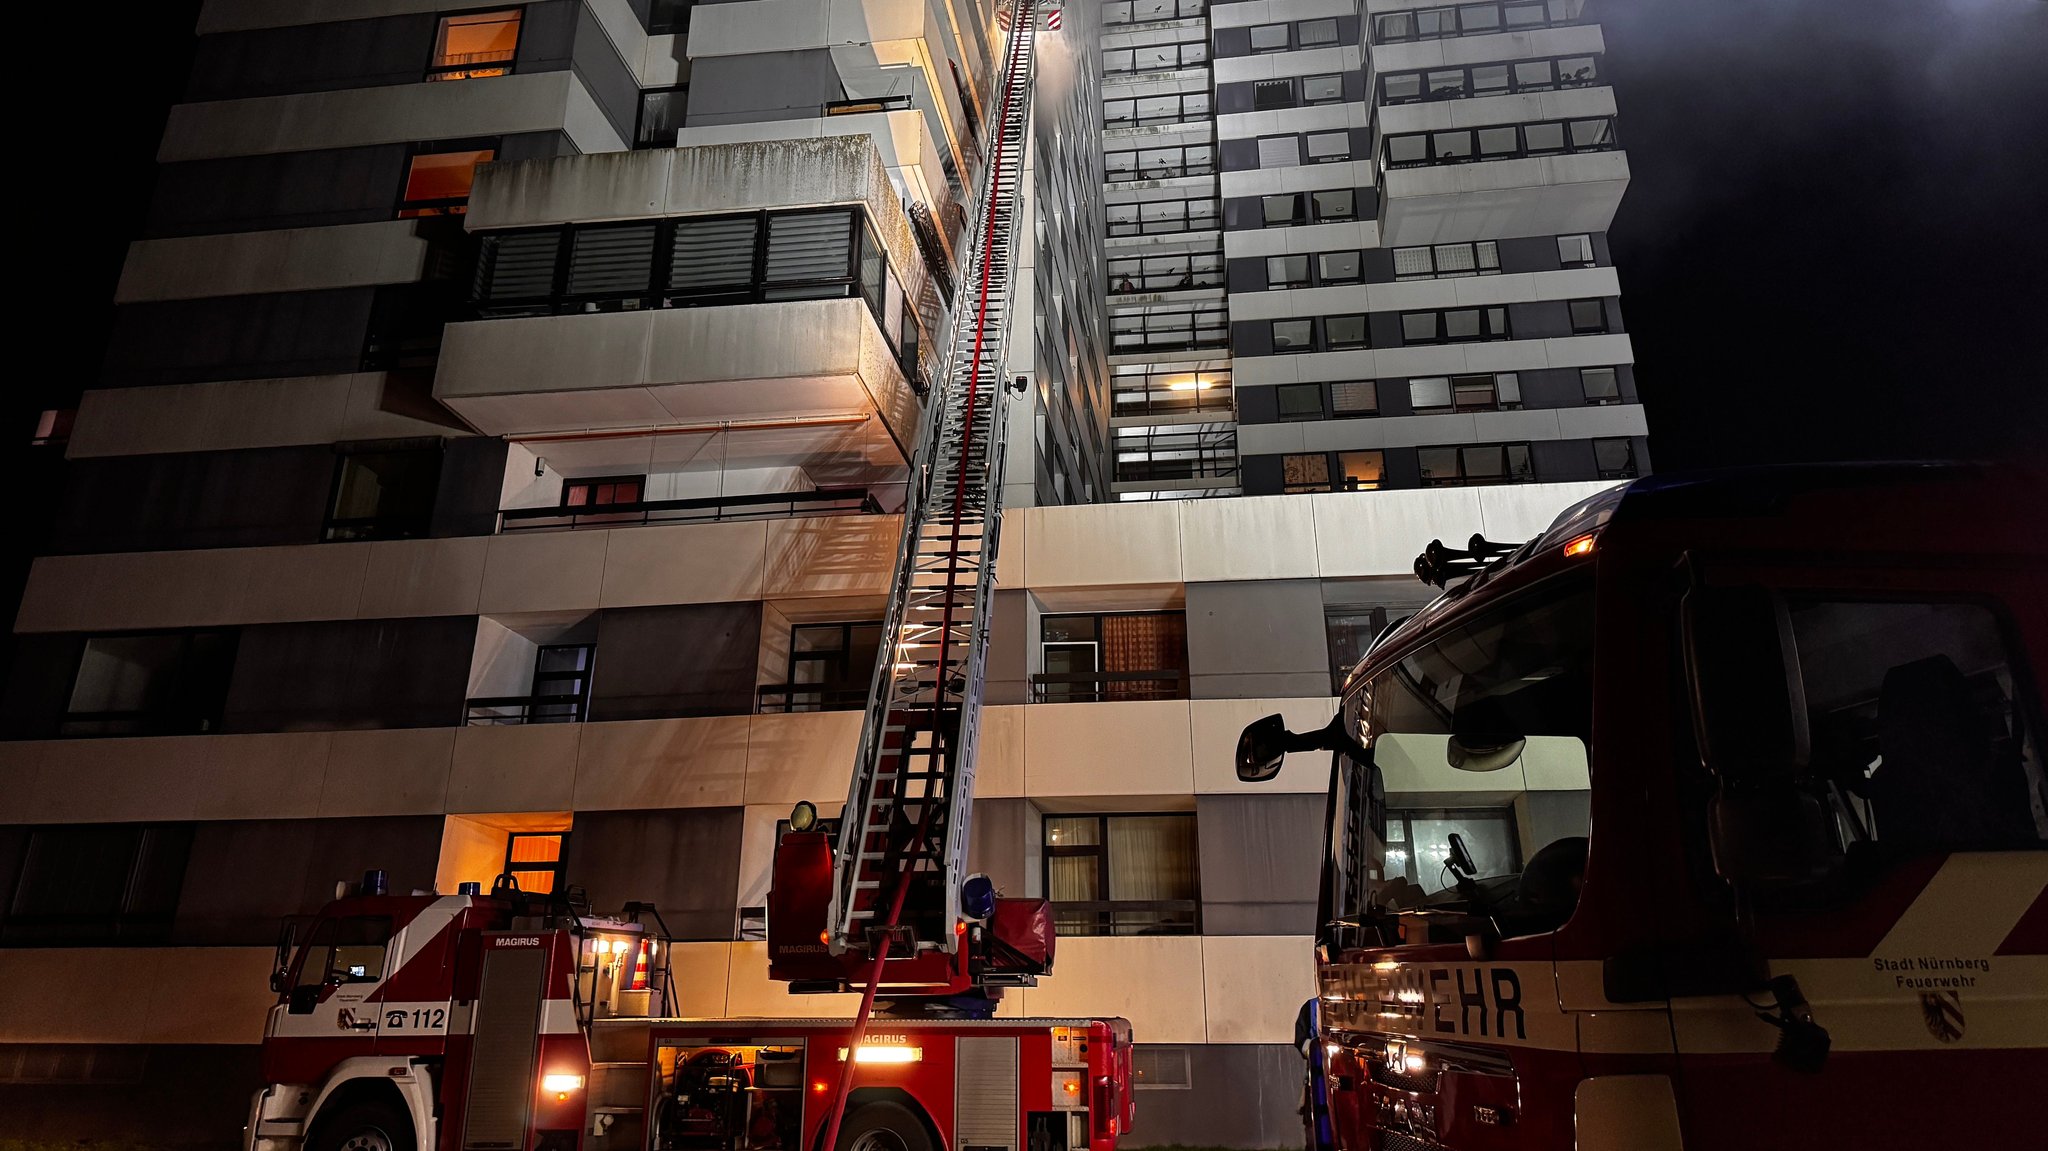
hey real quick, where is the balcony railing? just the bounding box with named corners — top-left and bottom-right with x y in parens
top-left (1103, 93), bottom-right (1213, 129)
top-left (756, 682), bottom-right (871, 714)
top-left (1108, 254), bottom-right (1223, 294)
top-left (1110, 308), bottom-right (1228, 354)
top-left (1103, 0), bottom-right (1207, 27)
top-left (465, 693), bottom-right (588, 725)
top-left (1105, 144), bottom-right (1215, 181)
top-left (1029, 669), bottom-right (1189, 703)
top-left (1050, 899), bottom-right (1201, 936)
top-left (427, 48), bottom-right (515, 81)
top-left (1103, 41), bottom-right (1210, 76)
top-left (499, 487), bottom-right (885, 532)
top-left (1106, 197), bottom-right (1220, 237)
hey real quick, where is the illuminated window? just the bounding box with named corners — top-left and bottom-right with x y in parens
top-left (563, 475), bottom-right (644, 507)
top-left (398, 148), bottom-right (494, 217)
top-left (429, 9), bottom-right (522, 80)
top-left (505, 832), bottom-right (567, 894)
top-left (1336, 451), bottom-right (1385, 491)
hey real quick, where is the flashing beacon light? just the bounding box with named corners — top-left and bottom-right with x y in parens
top-left (790, 801), bottom-right (819, 833)
top-left (961, 873), bottom-right (998, 921)
top-left (360, 869), bottom-right (388, 897)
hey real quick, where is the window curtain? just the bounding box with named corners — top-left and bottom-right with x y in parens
top-left (1107, 816), bottom-right (1198, 902)
top-left (1101, 614), bottom-right (1186, 699)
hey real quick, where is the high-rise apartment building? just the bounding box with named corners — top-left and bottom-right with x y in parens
top-left (1, 1), bottom-right (1632, 1145)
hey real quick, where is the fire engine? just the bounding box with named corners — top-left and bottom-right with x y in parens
top-left (1238, 463), bottom-right (2047, 1149)
top-left (243, 4), bottom-right (1138, 1151)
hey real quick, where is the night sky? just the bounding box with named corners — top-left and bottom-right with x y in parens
top-left (30, 0), bottom-right (2048, 466)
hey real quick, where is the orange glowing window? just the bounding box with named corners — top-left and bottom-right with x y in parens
top-left (398, 149), bottom-right (494, 217)
top-left (430, 10), bottom-right (522, 80)
top-left (505, 832), bottom-right (566, 894)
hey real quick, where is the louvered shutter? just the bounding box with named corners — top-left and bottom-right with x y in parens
top-left (477, 231), bottom-right (560, 302)
top-left (566, 223), bottom-right (657, 297)
top-left (670, 215), bottom-right (760, 298)
top-left (763, 211), bottom-right (854, 298)
top-left (1257, 136), bottom-right (1301, 168)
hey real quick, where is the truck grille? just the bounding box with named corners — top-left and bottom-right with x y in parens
top-left (1374, 1133), bottom-right (1433, 1151)
top-left (1369, 1063), bottom-right (1439, 1094)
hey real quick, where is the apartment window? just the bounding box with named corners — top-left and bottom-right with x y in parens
top-left (1306, 131), bottom-right (1352, 163)
top-left (1037, 613), bottom-right (1189, 702)
top-left (1261, 194), bottom-right (1304, 227)
top-left (1400, 306), bottom-right (1509, 344)
top-left (1133, 1047), bottom-right (1192, 1090)
top-left (1325, 314), bottom-right (1369, 348)
top-left (1569, 298), bottom-right (1613, 334)
top-left (1580, 366), bottom-right (1621, 404)
top-left (1298, 17), bottom-right (1339, 45)
top-left (1, 824), bottom-right (194, 945)
top-left (1383, 117), bottom-right (1618, 167)
top-left (1267, 255), bottom-right (1310, 288)
top-left (1472, 63), bottom-right (1511, 95)
top-left (763, 622), bottom-right (884, 713)
top-left (636, 86), bottom-right (688, 148)
top-left (1557, 233), bottom-right (1596, 267)
top-left (61, 632), bottom-right (237, 737)
top-left (1276, 383), bottom-right (1325, 420)
top-left (1336, 451), bottom-right (1385, 491)
top-left (1426, 68), bottom-right (1466, 99)
top-left (1271, 319), bottom-right (1314, 352)
top-left (504, 832), bottom-right (568, 894)
top-left (1331, 380), bottom-right (1379, 416)
top-left (1250, 23), bottom-right (1289, 51)
top-left (1393, 241), bottom-right (1500, 280)
top-left (1317, 251), bottom-right (1362, 284)
top-left (1557, 56), bottom-right (1599, 86)
top-left (1254, 80), bottom-right (1295, 111)
top-left (1282, 452), bottom-right (1331, 494)
top-left (1418, 442), bottom-right (1536, 486)
top-left (1044, 814), bottom-right (1200, 937)
top-left (429, 9), bottom-right (521, 80)
top-left (1593, 438), bottom-right (1639, 480)
top-left (1413, 373), bottom-right (1520, 413)
top-left (648, 0), bottom-right (694, 34)
top-left (1382, 72), bottom-right (1422, 102)
top-left (564, 475), bottom-right (645, 507)
top-left (1258, 136), bottom-right (1302, 168)
top-left (398, 147), bottom-right (494, 217)
top-left (1375, 1), bottom-right (1579, 43)
top-left (531, 645), bottom-right (595, 722)
top-left (1302, 74), bottom-right (1344, 104)
top-left (1312, 189), bottom-right (1356, 221)
top-left (325, 442), bottom-right (442, 541)
top-left (1514, 59), bottom-right (1556, 91)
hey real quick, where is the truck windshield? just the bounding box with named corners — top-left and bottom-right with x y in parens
top-left (294, 916), bottom-right (393, 986)
top-left (1329, 574), bottom-right (1595, 942)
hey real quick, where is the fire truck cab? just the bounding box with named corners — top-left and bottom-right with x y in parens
top-left (1239, 464), bottom-right (2047, 1149)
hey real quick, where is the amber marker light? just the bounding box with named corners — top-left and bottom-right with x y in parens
top-left (1562, 534), bottom-right (1597, 558)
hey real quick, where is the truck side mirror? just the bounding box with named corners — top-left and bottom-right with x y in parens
top-left (1236, 714), bottom-right (1289, 782)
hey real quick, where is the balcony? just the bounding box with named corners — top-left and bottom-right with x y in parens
top-left (501, 487), bottom-right (886, 533)
top-left (1378, 113), bottom-right (1628, 245)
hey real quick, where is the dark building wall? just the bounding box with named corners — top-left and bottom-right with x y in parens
top-left (1184, 581), bottom-right (1329, 699)
top-left (185, 14), bottom-right (440, 101)
top-left (0, 634), bottom-right (87, 739)
top-left (47, 446), bottom-right (335, 554)
top-left (1196, 793), bottom-right (1322, 936)
top-left (588, 603), bottom-right (764, 720)
top-left (1126, 1044), bottom-right (1305, 1149)
top-left (101, 289), bottom-right (379, 388)
top-left (0, 1044), bottom-right (263, 1150)
top-left (220, 616), bottom-right (476, 732)
top-left (147, 145), bottom-right (413, 237)
top-left (571, 2), bottom-right (643, 144)
top-left (431, 436), bottom-right (513, 537)
top-left (684, 50), bottom-right (843, 126)
top-left (171, 815), bottom-right (443, 944)
top-left (985, 590), bottom-right (1030, 706)
top-left (562, 807), bottom-right (744, 939)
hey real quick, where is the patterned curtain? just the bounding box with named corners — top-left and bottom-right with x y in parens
top-left (1101, 613), bottom-right (1187, 699)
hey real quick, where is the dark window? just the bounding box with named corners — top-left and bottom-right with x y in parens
top-left (1312, 189), bottom-right (1356, 221)
top-left (1375, 1), bottom-right (1581, 42)
top-left (648, 0), bottom-right (694, 34)
top-left (1306, 131), bottom-right (1352, 163)
top-left (398, 148), bottom-right (493, 217)
top-left (1267, 255), bottom-right (1310, 288)
top-left (1399, 306), bottom-right (1509, 344)
top-left (1250, 23), bottom-right (1290, 51)
top-left (1557, 233), bottom-right (1596, 267)
top-left (1384, 116), bottom-right (1618, 167)
top-left (1, 824), bottom-right (195, 944)
top-left (761, 622), bottom-right (884, 713)
top-left (515, 644), bottom-right (596, 724)
top-left (1253, 80), bottom-right (1295, 110)
top-left (1478, 125), bottom-right (1520, 157)
top-left (1568, 298), bottom-right (1612, 334)
top-left (504, 832), bottom-right (569, 893)
top-left (1302, 73), bottom-right (1344, 104)
top-left (1044, 814), bottom-right (1200, 936)
top-left (1271, 319), bottom-right (1314, 352)
top-left (1330, 380), bottom-right (1378, 416)
top-left (1261, 193), bottom-right (1305, 227)
top-left (1282, 452), bottom-right (1331, 493)
top-left (636, 87), bottom-right (688, 148)
top-left (1515, 59), bottom-right (1556, 91)
top-left (1592, 437), bottom-right (1638, 479)
top-left (1325, 314), bottom-right (1369, 348)
top-left (324, 442), bottom-right (441, 541)
top-left (1418, 442), bottom-right (1535, 485)
top-left (1524, 121), bottom-right (1567, 152)
top-left (1036, 613), bottom-right (1189, 702)
top-left (1298, 17), bottom-right (1339, 45)
top-left (1580, 366), bottom-right (1621, 404)
top-left (61, 632), bottom-right (237, 737)
top-left (1276, 383), bottom-right (1325, 420)
top-left (428, 10), bottom-right (521, 80)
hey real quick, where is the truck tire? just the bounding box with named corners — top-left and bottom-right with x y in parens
top-left (837, 1101), bottom-right (933, 1151)
top-left (308, 1097), bottom-right (415, 1151)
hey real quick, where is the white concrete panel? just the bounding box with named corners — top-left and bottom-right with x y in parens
top-left (762, 515), bottom-right (900, 599)
top-left (1220, 159), bottom-right (1376, 200)
top-left (670, 942), bottom-right (738, 1017)
top-left (161, 72), bottom-right (586, 163)
top-left (321, 728), bottom-right (456, 816)
top-left (66, 374), bottom-right (460, 459)
top-left (357, 537), bottom-right (489, 619)
top-left (1016, 936), bottom-right (1207, 1043)
top-left (1554, 403), bottom-right (1649, 439)
top-left (574, 717), bottom-right (752, 809)
top-left (467, 149), bottom-right (676, 228)
top-left (1309, 487), bottom-right (1488, 578)
top-left (479, 530), bottom-right (611, 615)
top-left (1472, 481), bottom-right (1616, 547)
top-left (235, 544), bottom-right (376, 625)
top-left (15, 544), bottom-right (369, 634)
top-left (687, 0), bottom-right (832, 57)
top-left (977, 704), bottom-right (1027, 798)
top-left (1381, 151), bottom-right (1630, 245)
top-left (25, 737), bottom-right (213, 824)
top-left (601, 522), bottom-right (769, 607)
top-left (0, 947), bottom-right (274, 1045)
top-left (1542, 332), bottom-right (1635, 368)
top-left (723, 941), bottom-right (864, 1017)
top-left (1212, 46), bottom-right (1361, 85)
top-left (1177, 494), bottom-right (1322, 581)
top-left (1024, 700), bottom-right (1195, 798)
top-left (447, 723), bottom-right (582, 813)
top-left (744, 710), bottom-right (861, 807)
top-left (1022, 501), bottom-right (1183, 589)
top-left (143, 948), bottom-right (281, 1043)
top-left (1190, 696), bottom-right (1340, 794)
top-left (1203, 935), bottom-right (1316, 1043)
top-left (193, 731), bottom-right (334, 821)
top-left (115, 222), bottom-right (431, 303)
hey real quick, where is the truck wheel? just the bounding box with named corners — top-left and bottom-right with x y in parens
top-left (838, 1102), bottom-right (933, 1151)
top-left (309, 1098), bottom-right (415, 1151)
